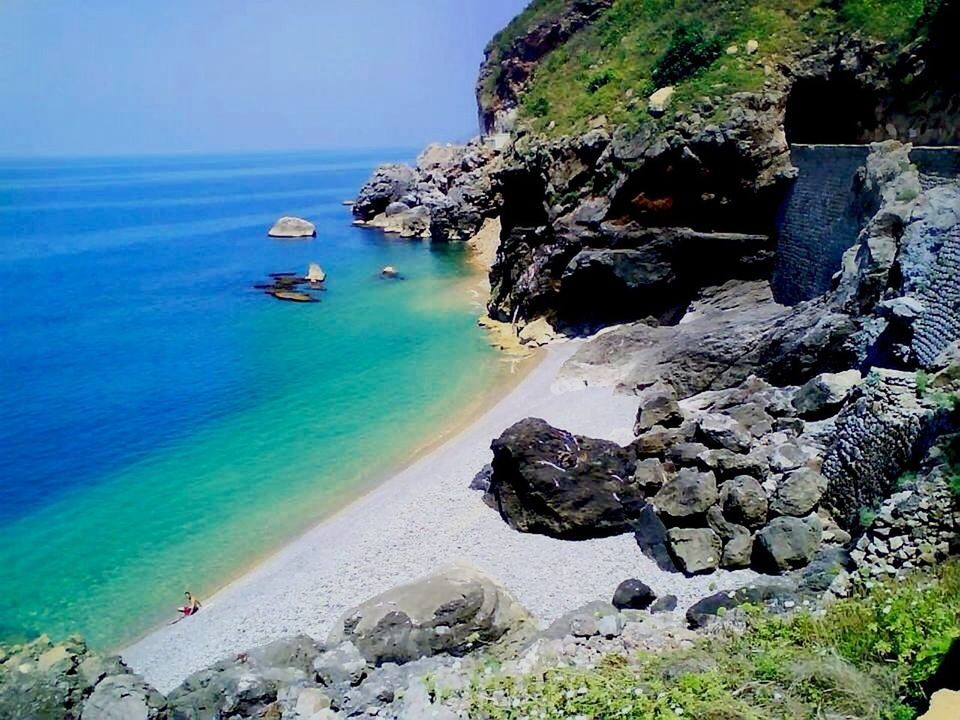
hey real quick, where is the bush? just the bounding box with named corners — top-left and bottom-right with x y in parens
top-left (524, 95), bottom-right (551, 117)
top-left (651, 20), bottom-right (724, 87)
top-left (586, 67), bottom-right (618, 94)
top-left (467, 562), bottom-right (960, 719)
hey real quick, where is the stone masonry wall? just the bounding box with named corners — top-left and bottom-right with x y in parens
top-left (773, 145), bottom-right (870, 305)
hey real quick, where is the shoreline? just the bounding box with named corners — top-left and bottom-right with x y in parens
top-left (111, 336), bottom-right (541, 657)
top-left (122, 340), bottom-right (759, 693)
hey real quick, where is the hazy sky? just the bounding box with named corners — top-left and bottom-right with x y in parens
top-left (0, 0), bottom-right (528, 157)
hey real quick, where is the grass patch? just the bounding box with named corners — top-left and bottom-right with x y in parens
top-left (467, 561), bottom-right (960, 719)
top-left (505, 0), bottom-right (936, 136)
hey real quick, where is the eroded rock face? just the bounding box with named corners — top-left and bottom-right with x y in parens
top-left (327, 564), bottom-right (531, 666)
top-left (476, 0), bottom-right (614, 134)
top-left (0, 635), bottom-right (130, 720)
top-left (167, 635), bottom-right (321, 719)
top-left (352, 140), bottom-right (502, 243)
top-left (486, 418), bottom-right (641, 538)
top-left (81, 674), bottom-right (168, 720)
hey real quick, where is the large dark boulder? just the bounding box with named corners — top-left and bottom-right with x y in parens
top-left (611, 579), bottom-right (656, 610)
top-left (720, 475), bottom-right (768, 527)
top-left (486, 418), bottom-right (641, 538)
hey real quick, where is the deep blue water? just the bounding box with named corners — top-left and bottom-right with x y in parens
top-left (0, 151), bottom-right (504, 645)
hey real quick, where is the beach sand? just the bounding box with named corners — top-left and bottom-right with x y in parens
top-left (123, 341), bottom-right (758, 692)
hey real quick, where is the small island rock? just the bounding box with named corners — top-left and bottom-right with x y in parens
top-left (268, 216), bottom-right (316, 238)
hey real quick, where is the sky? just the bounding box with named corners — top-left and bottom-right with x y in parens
top-left (0, 0), bottom-right (529, 157)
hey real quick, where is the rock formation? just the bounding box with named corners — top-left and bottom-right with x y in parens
top-left (268, 216), bottom-right (316, 238)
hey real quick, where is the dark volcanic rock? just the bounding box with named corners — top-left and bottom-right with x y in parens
top-left (612, 579), bottom-right (656, 610)
top-left (633, 504), bottom-right (678, 572)
top-left (487, 418), bottom-right (641, 538)
top-left (650, 595), bottom-right (678, 614)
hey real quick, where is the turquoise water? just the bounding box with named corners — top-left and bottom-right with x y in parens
top-left (0, 151), bottom-right (505, 648)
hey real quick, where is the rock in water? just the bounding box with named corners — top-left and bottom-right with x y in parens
top-left (305, 263), bottom-right (326, 283)
top-left (381, 266), bottom-right (399, 278)
top-left (327, 564), bottom-right (531, 666)
top-left (267, 216), bottom-right (316, 238)
top-left (486, 417), bottom-right (641, 538)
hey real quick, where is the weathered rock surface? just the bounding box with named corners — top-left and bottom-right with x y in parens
top-left (770, 468), bottom-right (828, 518)
top-left (82, 674), bottom-right (168, 720)
top-left (353, 140), bottom-right (502, 243)
top-left (792, 370), bottom-right (862, 418)
top-left (267, 216), bottom-right (316, 238)
top-left (328, 564), bottom-right (531, 666)
top-left (720, 475), bottom-right (768, 527)
top-left (652, 468), bottom-right (718, 521)
top-left (667, 527), bottom-right (722, 575)
top-left (486, 417), bottom-right (641, 538)
top-left (754, 515), bottom-right (823, 572)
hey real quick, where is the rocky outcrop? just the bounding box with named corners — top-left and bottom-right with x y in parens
top-left (327, 564), bottom-right (531, 667)
top-left (267, 216), bottom-right (316, 238)
top-left (0, 635), bottom-right (135, 720)
top-left (486, 417), bottom-right (641, 538)
top-left (352, 139), bottom-right (502, 243)
top-left (476, 0), bottom-right (614, 135)
top-left (81, 674), bottom-right (168, 720)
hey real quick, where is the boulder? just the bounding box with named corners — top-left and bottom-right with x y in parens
top-left (648, 86), bottom-right (675, 116)
top-left (652, 468), bottom-right (718, 521)
top-left (667, 528), bottom-right (722, 575)
top-left (697, 414), bottom-right (753, 453)
top-left (381, 266), bottom-right (400, 279)
top-left (268, 216), bottom-right (316, 238)
top-left (770, 468), bottom-right (828, 517)
top-left (721, 525), bottom-right (754, 568)
top-left (633, 457), bottom-right (668, 493)
top-left (611, 579), bottom-right (656, 610)
top-left (518, 317), bottom-right (557, 347)
top-left (327, 564), bottom-right (531, 666)
top-left (487, 418), bottom-right (641, 538)
top-left (650, 595), bottom-right (678, 613)
top-left (633, 505), bottom-right (678, 572)
top-left (753, 515), bottom-right (822, 572)
top-left (167, 635), bottom-right (320, 718)
top-left (792, 370), bottom-right (862, 418)
top-left (720, 475), bottom-right (768, 526)
top-left (686, 584), bottom-right (800, 629)
top-left (81, 674), bottom-right (168, 720)
top-left (634, 383), bottom-right (683, 434)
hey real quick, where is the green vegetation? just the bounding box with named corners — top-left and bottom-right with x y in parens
top-left (504, 0), bottom-right (935, 135)
top-left (651, 19), bottom-right (723, 86)
top-left (467, 562), bottom-right (960, 719)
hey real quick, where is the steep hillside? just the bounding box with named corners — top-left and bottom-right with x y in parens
top-left (479, 0), bottom-right (956, 140)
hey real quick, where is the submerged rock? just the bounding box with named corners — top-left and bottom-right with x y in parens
top-left (267, 216), bottom-right (316, 238)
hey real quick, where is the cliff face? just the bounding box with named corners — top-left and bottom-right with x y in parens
top-left (475, 0), bottom-right (613, 135)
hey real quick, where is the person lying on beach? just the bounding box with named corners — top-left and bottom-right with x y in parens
top-left (171, 591), bottom-right (201, 623)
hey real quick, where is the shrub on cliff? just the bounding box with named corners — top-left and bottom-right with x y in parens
top-left (651, 19), bottom-right (723, 87)
top-left (468, 561), bottom-right (960, 719)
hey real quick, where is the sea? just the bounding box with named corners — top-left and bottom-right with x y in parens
top-left (0, 150), bottom-right (508, 649)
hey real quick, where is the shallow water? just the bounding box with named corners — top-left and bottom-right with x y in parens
top-left (0, 151), bottom-right (507, 647)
